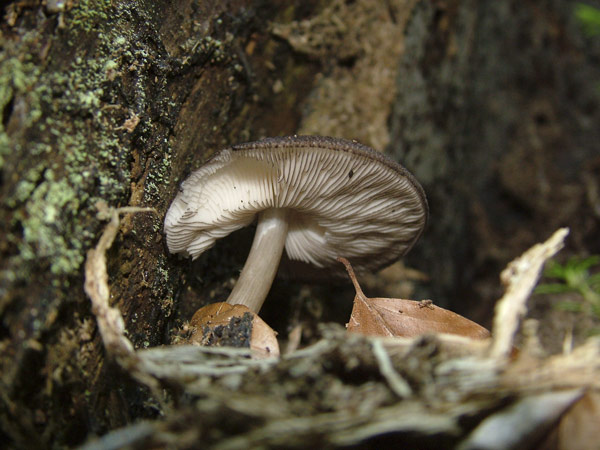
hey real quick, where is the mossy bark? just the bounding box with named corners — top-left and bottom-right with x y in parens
top-left (0, 0), bottom-right (314, 446)
top-left (1, 0), bottom-right (598, 448)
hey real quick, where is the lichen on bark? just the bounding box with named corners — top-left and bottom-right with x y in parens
top-left (1, 0), bottom-right (294, 445)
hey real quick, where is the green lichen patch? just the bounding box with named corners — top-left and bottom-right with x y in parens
top-left (0, 57), bottom-right (42, 168)
top-left (0, 4), bottom-right (161, 278)
top-left (67, 0), bottom-right (112, 35)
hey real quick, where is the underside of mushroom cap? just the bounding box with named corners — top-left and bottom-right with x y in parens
top-left (164, 136), bottom-right (428, 273)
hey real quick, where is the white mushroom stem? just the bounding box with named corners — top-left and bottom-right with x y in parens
top-left (226, 208), bottom-right (289, 312)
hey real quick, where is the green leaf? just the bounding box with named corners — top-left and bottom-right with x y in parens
top-left (555, 301), bottom-right (584, 312)
top-left (534, 283), bottom-right (577, 295)
top-left (543, 260), bottom-right (568, 279)
top-left (569, 255), bottom-right (600, 272)
top-left (575, 3), bottom-right (600, 36)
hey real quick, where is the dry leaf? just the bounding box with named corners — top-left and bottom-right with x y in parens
top-left (188, 303), bottom-right (280, 357)
top-left (339, 257), bottom-right (490, 339)
top-left (547, 391), bottom-right (600, 450)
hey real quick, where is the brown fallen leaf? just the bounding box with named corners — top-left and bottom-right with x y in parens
top-left (339, 257), bottom-right (490, 339)
top-left (546, 391), bottom-right (600, 450)
top-left (187, 303), bottom-right (280, 357)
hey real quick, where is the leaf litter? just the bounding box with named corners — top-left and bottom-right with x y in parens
top-left (82, 204), bottom-right (599, 449)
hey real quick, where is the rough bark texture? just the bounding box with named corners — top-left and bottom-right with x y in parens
top-left (0, 0), bottom-right (598, 448)
top-left (390, 0), bottom-right (600, 319)
top-left (0, 1), bottom-right (312, 445)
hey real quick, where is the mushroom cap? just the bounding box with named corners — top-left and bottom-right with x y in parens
top-left (164, 136), bottom-right (427, 273)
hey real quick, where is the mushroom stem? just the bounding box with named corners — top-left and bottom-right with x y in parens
top-left (226, 208), bottom-right (289, 312)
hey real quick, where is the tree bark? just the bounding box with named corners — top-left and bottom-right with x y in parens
top-left (0, 0), bottom-right (309, 445)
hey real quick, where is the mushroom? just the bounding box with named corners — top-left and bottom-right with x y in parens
top-left (164, 135), bottom-right (428, 313)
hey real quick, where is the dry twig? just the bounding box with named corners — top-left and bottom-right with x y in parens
top-left (489, 228), bottom-right (569, 359)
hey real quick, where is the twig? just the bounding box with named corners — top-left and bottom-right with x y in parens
top-left (489, 228), bottom-right (569, 359)
top-left (372, 339), bottom-right (412, 398)
top-left (83, 202), bottom-right (160, 390)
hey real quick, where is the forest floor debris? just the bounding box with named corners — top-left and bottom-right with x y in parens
top-left (82, 206), bottom-right (599, 449)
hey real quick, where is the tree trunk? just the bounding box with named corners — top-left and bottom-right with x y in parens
top-left (1, 0), bottom-right (598, 448)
